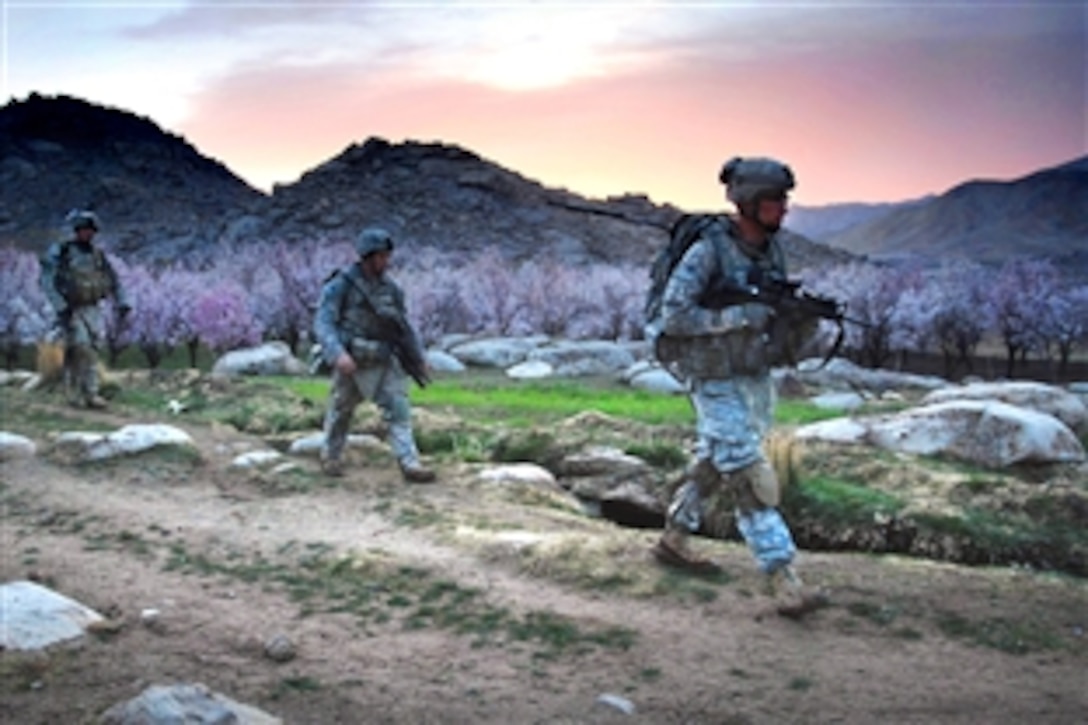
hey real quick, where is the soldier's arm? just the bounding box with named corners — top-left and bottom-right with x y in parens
top-left (660, 240), bottom-right (749, 337)
top-left (38, 245), bottom-right (67, 314)
top-left (102, 254), bottom-right (130, 309)
top-left (313, 274), bottom-right (349, 364)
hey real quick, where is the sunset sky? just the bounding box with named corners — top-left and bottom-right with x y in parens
top-left (3, 1), bottom-right (1085, 208)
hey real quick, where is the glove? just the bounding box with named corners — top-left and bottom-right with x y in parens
top-left (118, 303), bottom-right (132, 318)
top-left (56, 308), bottom-right (72, 328)
top-left (741, 302), bottom-right (775, 332)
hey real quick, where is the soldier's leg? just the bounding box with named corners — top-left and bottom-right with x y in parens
top-left (363, 366), bottom-right (435, 482)
top-left (62, 343), bottom-right (81, 405)
top-left (731, 460), bottom-right (828, 617)
top-left (321, 370), bottom-right (362, 475)
top-left (653, 458), bottom-right (724, 574)
top-left (69, 307), bottom-right (107, 407)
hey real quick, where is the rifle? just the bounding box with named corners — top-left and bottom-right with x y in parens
top-left (700, 269), bottom-right (868, 367)
top-left (372, 314), bottom-right (432, 388)
top-left (343, 271), bottom-right (432, 388)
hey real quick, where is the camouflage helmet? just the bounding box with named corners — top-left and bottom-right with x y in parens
top-left (354, 226), bottom-right (394, 258)
top-left (719, 157), bottom-right (795, 205)
top-left (66, 209), bottom-right (100, 232)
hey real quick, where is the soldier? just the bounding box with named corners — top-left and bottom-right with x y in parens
top-left (39, 210), bottom-right (131, 409)
top-left (648, 157), bottom-right (828, 618)
top-left (313, 226), bottom-right (436, 483)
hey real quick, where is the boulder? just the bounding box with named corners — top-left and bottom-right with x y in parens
top-left (288, 432), bottom-right (384, 457)
top-left (477, 463), bottom-right (558, 488)
top-left (526, 340), bottom-right (636, 377)
top-left (53, 424), bottom-right (195, 462)
top-left (796, 357), bottom-right (947, 393)
top-left (211, 341), bottom-right (308, 376)
top-left (230, 450), bottom-right (284, 469)
top-left (0, 431), bottom-right (37, 460)
top-left (101, 683), bottom-right (281, 725)
top-left (506, 360), bottom-right (554, 380)
top-left (448, 336), bottom-right (546, 368)
top-left (922, 380), bottom-right (1088, 435)
top-left (0, 369), bottom-right (35, 387)
top-left (425, 349), bottom-right (466, 373)
top-left (629, 367), bottom-right (686, 395)
top-left (797, 400), bottom-right (1085, 468)
top-left (0, 580), bottom-right (104, 651)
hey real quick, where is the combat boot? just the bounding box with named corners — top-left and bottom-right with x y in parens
top-left (651, 528), bottom-right (722, 576)
top-left (321, 458), bottom-right (345, 478)
top-left (769, 565), bottom-right (829, 619)
top-left (85, 395), bottom-right (109, 410)
top-left (400, 461), bottom-right (436, 484)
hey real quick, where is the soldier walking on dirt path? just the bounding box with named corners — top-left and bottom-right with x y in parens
top-left (39, 210), bottom-right (131, 409)
top-left (646, 157), bottom-right (829, 618)
top-left (312, 226), bottom-right (436, 484)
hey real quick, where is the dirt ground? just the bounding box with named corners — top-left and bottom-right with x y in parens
top-left (2, 397), bottom-right (1086, 725)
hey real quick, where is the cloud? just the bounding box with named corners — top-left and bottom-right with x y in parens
top-left (121, 0), bottom-right (374, 39)
top-left (22, 1), bottom-right (1077, 206)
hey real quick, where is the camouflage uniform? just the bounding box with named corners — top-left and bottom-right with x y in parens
top-left (39, 212), bottom-right (129, 407)
top-left (651, 157), bottom-right (826, 616)
top-left (657, 219), bottom-right (796, 564)
top-left (313, 228), bottom-right (430, 479)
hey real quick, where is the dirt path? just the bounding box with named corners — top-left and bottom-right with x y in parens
top-left (2, 407), bottom-right (1086, 724)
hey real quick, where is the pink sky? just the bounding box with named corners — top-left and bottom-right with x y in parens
top-left (6, 2), bottom-right (1086, 208)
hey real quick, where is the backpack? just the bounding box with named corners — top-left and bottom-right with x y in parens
top-left (643, 213), bottom-right (723, 329)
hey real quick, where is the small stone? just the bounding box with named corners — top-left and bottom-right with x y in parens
top-left (596, 693), bottom-right (635, 715)
top-left (140, 608), bottom-right (163, 632)
top-left (263, 634), bottom-right (296, 663)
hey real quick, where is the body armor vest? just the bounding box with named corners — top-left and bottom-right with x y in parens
top-left (60, 243), bottom-right (112, 306)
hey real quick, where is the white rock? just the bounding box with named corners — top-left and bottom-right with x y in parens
top-left (0, 369), bottom-right (35, 387)
top-left (477, 463), bottom-right (557, 487)
top-left (629, 368), bottom-right (686, 395)
top-left (230, 450), bottom-right (284, 469)
top-left (101, 683), bottom-right (282, 725)
top-left (0, 431), bottom-right (37, 460)
top-left (506, 360), bottom-right (554, 380)
top-left (288, 433), bottom-right (383, 457)
top-left (795, 418), bottom-right (869, 445)
top-left (211, 341), bottom-right (308, 377)
top-left (800, 400), bottom-right (1085, 467)
top-left (425, 349), bottom-right (466, 373)
top-left (596, 693), bottom-right (636, 715)
top-left (922, 380), bottom-right (1088, 434)
top-left (54, 424), bottom-right (194, 461)
top-left (0, 580), bottom-right (104, 651)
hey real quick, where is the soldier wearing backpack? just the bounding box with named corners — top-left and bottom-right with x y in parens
top-left (39, 210), bottom-right (131, 409)
top-left (647, 157), bottom-right (827, 618)
top-left (312, 226), bottom-right (436, 483)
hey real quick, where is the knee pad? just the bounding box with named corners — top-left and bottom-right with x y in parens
top-left (736, 460), bottom-right (780, 508)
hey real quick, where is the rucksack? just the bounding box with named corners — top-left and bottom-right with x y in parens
top-left (644, 213), bottom-right (723, 328)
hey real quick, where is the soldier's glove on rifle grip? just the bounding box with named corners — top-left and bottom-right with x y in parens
top-left (118, 304), bottom-right (132, 320)
top-left (56, 308), bottom-right (72, 328)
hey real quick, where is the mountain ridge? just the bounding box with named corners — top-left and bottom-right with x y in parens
top-left (2, 93), bottom-right (1083, 279)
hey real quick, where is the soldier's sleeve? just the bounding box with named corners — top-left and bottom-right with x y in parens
top-left (38, 244), bottom-right (67, 314)
top-left (313, 273), bottom-right (348, 363)
top-left (660, 239), bottom-right (748, 337)
top-left (103, 254), bottom-right (130, 308)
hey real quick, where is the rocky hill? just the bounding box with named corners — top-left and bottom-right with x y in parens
top-left (821, 157), bottom-right (1088, 276)
top-left (0, 93), bottom-right (266, 257)
top-left (0, 94), bottom-right (852, 271)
